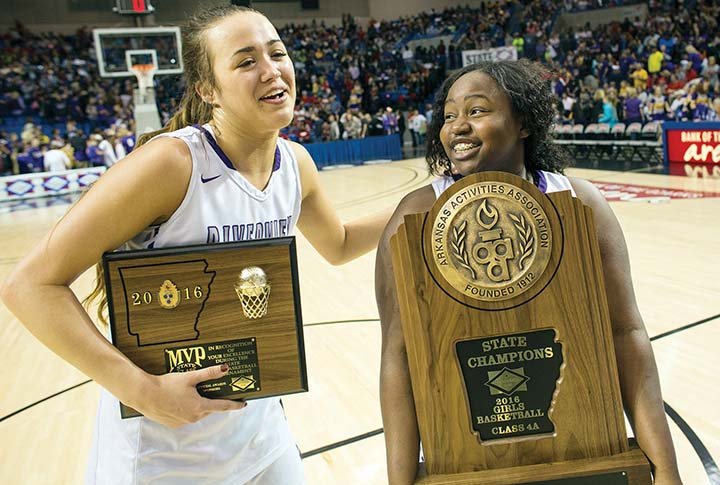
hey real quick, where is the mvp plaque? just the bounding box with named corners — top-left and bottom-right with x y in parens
top-left (103, 237), bottom-right (307, 418)
top-left (389, 172), bottom-right (651, 484)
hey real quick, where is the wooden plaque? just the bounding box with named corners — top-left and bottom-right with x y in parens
top-left (103, 237), bottom-right (307, 418)
top-left (389, 172), bottom-right (651, 484)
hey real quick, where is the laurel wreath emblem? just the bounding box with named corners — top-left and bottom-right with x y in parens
top-left (451, 220), bottom-right (477, 280)
top-left (509, 213), bottom-right (534, 270)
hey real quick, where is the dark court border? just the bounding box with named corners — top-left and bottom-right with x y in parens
top-left (649, 313), bottom-right (720, 342)
top-left (0, 379), bottom-right (92, 424)
top-left (650, 313), bottom-right (720, 485)
top-left (300, 428), bottom-right (384, 459)
top-left (664, 403), bottom-right (720, 484)
top-left (2, 315), bottom-right (718, 484)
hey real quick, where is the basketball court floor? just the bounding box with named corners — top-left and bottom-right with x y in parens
top-left (0, 157), bottom-right (718, 484)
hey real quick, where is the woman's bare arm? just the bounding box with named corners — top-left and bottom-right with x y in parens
top-left (570, 178), bottom-right (681, 484)
top-left (292, 142), bottom-right (393, 265)
top-left (376, 187), bottom-right (435, 485)
top-left (1, 137), bottom-right (245, 428)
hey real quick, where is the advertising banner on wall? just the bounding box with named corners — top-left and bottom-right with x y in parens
top-left (663, 122), bottom-right (720, 177)
top-left (461, 47), bottom-right (518, 67)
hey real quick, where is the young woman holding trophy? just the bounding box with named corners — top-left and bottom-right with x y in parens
top-left (375, 60), bottom-right (681, 485)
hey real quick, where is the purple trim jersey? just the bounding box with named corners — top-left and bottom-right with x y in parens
top-left (126, 124), bottom-right (302, 250)
top-left (432, 170), bottom-right (576, 199)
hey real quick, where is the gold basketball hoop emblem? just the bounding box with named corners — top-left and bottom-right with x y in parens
top-left (428, 180), bottom-right (556, 304)
top-left (234, 267), bottom-right (271, 319)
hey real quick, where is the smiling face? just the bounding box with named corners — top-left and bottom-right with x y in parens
top-left (439, 71), bottom-right (526, 176)
top-left (203, 11), bottom-right (296, 134)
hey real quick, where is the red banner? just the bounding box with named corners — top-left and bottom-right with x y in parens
top-left (132, 0), bottom-right (147, 13)
top-left (668, 162), bottom-right (720, 178)
top-left (665, 128), bottom-right (720, 165)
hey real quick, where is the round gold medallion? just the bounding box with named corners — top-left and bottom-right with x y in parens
top-left (425, 178), bottom-right (560, 308)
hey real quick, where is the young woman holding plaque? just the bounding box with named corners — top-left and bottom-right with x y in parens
top-left (1, 6), bottom-right (391, 484)
top-left (375, 60), bottom-right (681, 485)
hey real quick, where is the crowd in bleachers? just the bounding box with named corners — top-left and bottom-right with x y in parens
top-left (275, 6), bottom-right (510, 144)
top-left (550, 0), bottom-right (720, 133)
top-left (2, 0), bottom-right (720, 176)
top-left (0, 21), bottom-right (146, 175)
top-left (0, 119), bottom-right (136, 174)
top-left (563, 0), bottom-right (642, 12)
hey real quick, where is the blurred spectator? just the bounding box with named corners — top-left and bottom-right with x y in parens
top-left (43, 143), bottom-right (71, 172)
top-left (397, 110), bottom-right (406, 143)
top-left (367, 110), bottom-right (386, 137)
top-left (646, 86), bottom-right (669, 121)
top-left (562, 92), bottom-right (576, 122)
top-left (328, 114), bottom-right (340, 141)
top-left (97, 132), bottom-right (118, 167)
top-left (623, 87), bottom-right (644, 123)
top-left (648, 47), bottom-right (664, 77)
top-left (599, 93), bottom-right (619, 127)
top-left (630, 63), bottom-right (649, 91)
top-left (408, 109), bottom-right (427, 147)
top-left (572, 92), bottom-right (594, 125)
top-left (85, 135), bottom-right (103, 167)
top-left (382, 107), bottom-right (398, 135)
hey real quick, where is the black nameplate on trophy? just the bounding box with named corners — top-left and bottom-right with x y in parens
top-left (103, 237), bottom-right (307, 419)
top-left (164, 337), bottom-right (262, 397)
top-left (455, 328), bottom-right (563, 441)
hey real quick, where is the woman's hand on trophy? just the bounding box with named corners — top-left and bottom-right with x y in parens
top-left (128, 363), bottom-right (247, 428)
top-left (651, 468), bottom-right (683, 485)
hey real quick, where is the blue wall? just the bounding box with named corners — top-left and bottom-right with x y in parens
top-left (303, 134), bottom-right (403, 169)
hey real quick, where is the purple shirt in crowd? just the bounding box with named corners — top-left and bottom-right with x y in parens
top-left (624, 97), bottom-right (643, 121)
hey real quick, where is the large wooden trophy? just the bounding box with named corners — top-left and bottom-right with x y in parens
top-left (389, 172), bottom-right (652, 484)
top-left (103, 237), bottom-right (307, 418)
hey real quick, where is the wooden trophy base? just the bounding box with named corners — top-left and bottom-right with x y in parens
top-left (416, 446), bottom-right (652, 485)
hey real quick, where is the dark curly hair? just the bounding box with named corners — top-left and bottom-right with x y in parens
top-left (425, 59), bottom-right (569, 176)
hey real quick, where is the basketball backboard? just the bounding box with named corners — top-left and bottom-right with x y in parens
top-left (93, 26), bottom-right (183, 78)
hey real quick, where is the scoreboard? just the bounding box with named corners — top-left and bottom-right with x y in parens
top-left (114, 0), bottom-right (154, 15)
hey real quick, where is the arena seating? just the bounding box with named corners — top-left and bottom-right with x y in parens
top-left (554, 121), bottom-right (663, 166)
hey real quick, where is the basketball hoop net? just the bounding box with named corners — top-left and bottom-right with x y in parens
top-left (130, 63), bottom-right (157, 94)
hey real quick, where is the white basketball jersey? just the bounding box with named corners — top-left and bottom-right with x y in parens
top-left (431, 170), bottom-right (576, 198)
top-left (87, 124), bottom-right (302, 485)
top-left (126, 124), bottom-right (302, 249)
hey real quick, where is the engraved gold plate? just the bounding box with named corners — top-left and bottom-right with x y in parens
top-left (423, 175), bottom-right (563, 310)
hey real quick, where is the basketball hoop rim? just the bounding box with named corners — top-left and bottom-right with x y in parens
top-left (130, 63), bottom-right (157, 73)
